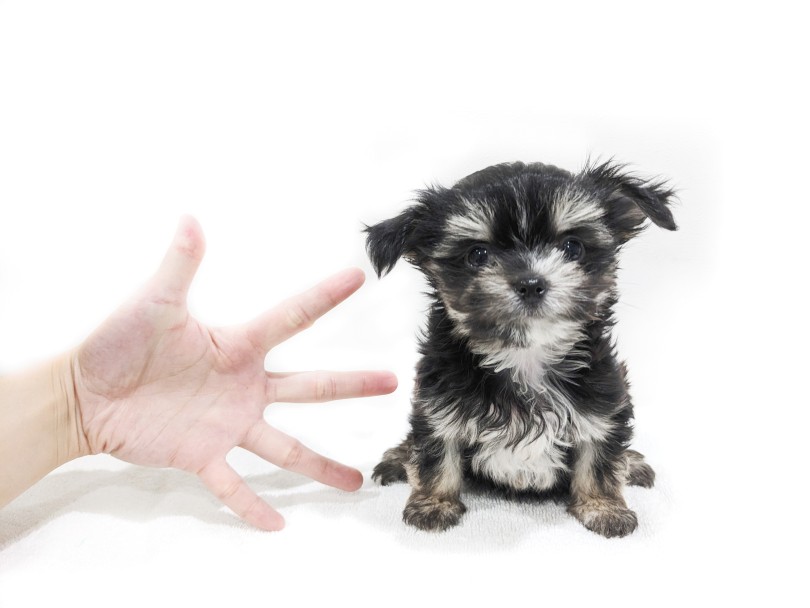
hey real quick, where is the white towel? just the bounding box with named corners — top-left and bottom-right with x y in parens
top-left (1, 399), bottom-right (678, 608)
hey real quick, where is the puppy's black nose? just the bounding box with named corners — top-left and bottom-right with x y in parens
top-left (514, 277), bottom-right (547, 301)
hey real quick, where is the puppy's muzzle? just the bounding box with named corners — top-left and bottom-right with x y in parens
top-left (513, 277), bottom-right (547, 304)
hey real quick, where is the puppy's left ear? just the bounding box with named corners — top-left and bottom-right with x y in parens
top-left (364, 207), bottom-right (420, 277)
top-left (584, 161), bottom-right (677, 242)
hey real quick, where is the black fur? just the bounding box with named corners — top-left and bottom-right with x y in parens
top-left (366, 160), bottom-right (676, 537)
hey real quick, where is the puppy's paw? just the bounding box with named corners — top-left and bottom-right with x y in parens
top-left (624, 449), bottom-right (655, 488)
top-left (372, 460), bottom-right (408, 486)
top-left (403, 493), bottom-right (466, 531)
top-left (626, 461), bottom-right (655, 488)
top-left (569, 501), bottom-right (638, 538)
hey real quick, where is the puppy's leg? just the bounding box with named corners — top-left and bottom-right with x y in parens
top-left (624, 449), bottom-right (655, 488)
top-left (568, 441), bottom-right (638, 538)
top-left (372, 433), bottom-right (412, 485)
top-left (402, 437), bottom-right (466, 531)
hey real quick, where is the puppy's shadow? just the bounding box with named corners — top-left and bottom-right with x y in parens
top-left (391, 482), bottom-right (572, 552)
top-left (291, 472), bottom-right (574, 552)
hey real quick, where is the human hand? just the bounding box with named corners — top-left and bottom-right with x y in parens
top-left (71, 217), bottom-right (396, 530)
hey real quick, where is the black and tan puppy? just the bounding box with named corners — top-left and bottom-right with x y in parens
top-left (366, 160), bottom-right (675, 538)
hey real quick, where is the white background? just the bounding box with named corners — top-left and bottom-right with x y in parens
top-left (0, 1), bottom-right (807, 606)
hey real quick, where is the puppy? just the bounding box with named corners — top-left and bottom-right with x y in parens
top-left (365, 160), bottom-right (676, 538)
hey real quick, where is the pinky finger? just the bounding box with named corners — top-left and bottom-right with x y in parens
top-left (198, 460), bottom-right (285, 531)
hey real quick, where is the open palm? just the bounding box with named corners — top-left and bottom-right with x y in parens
top-left (72, 217), bottom-right (396, 530)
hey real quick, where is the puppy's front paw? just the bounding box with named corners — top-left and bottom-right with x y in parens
top-left (403, 493), bottom-right (466, 531)
top-left (626, 461), bottom-right (655, 488)
top-left (569, 501), bottom-right (638, 538)
top-left (624, 449), bottom-right (656, 488)
top-left (372, 459), bottom-right (407, 486)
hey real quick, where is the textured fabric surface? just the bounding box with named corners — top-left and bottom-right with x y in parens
top-left (0, 398), bottom-right (680, 607)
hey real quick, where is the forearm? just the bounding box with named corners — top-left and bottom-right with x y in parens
top-left (0, 352), bottom-right (89, 507)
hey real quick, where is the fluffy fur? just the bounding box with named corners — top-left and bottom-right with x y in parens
top-left (366, 160), bottom-right (676, 537)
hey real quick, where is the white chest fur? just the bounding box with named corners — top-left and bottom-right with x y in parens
top-left (467, 386), bottom-right (611, 492)
top-left (470, 421), bottom-right (570, 491)
top-left (425, 368), bottom-right (613, 492)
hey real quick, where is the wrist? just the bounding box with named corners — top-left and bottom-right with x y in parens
top-left (0, 351), bottom-right (91, 507)
top-left (53, 350), bottom-right (93, 463)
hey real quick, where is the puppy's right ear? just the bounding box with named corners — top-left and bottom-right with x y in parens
top-left (364, 207), bottom-right (419, 277)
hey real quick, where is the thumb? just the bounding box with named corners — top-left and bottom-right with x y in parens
top-left (151, 215), bottom-right (206, 303)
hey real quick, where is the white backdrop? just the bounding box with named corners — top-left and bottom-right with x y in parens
top-left (1, 1), bottom-right (807, 606)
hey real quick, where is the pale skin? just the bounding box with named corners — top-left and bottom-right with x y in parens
top-left (0, 216), bottom-right (397, 530)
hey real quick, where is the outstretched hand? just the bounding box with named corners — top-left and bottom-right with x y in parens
top-left (72, 217), bottom-right (396, 530)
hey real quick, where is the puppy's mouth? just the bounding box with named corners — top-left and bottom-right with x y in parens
top-left (461, 278), bottom-right (553, 321)
top-left (454, 296), bottom-right (553, 345)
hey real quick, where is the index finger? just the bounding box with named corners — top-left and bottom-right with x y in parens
top-left (243, 267), bottom-right (365, 353)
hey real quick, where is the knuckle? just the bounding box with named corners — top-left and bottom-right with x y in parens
top-left (320, 457), bottom-right (336, 481)
top-left (217, 478), bottom-right (243, 502)
top-left (282, 441), bottom-right (305, 470)
top-left (315, 374), bottom-right (339, 401)
top-left (242, 495), bottom-right (266, 520)
top-left (285, 302), bottom-right (314, 330)
top-left (265, 377), bottom-right (278, 403)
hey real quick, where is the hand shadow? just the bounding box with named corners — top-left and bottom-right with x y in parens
top-left (0, 464), bottom-right (374, 550)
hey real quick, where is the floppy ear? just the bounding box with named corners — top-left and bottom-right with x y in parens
top-left (584, 160), bottom-right (677, 242)
top-left (364, 207), bottom-right (419, 277)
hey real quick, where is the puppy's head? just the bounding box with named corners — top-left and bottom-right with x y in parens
top-left (366, 161), bottom-right (676, 369)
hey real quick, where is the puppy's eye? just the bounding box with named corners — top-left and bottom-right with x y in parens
top-left (561, 238), bottom-right (584, 261)
top-left (467, 245), bottom-right (489, 268)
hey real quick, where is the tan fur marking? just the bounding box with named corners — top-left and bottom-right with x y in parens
top-left (569, 442), bottom-right (602, 498)
top-left (404, 461), bottom-right (422, 492)
top-left (568, 445), bottom-right (638, 538)
top-left (433, 441), bottom-right (463, 497)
